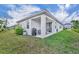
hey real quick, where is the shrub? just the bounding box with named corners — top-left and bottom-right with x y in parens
top-left (15, 25), bottom-right (23, 35)
top-left (0, 29), bottom-right (2, 32)
top-left (0, 27), bottom-right (5, 32)
top-left (72, 29), bottom-right (79, 33)
top-left (63, 27), bottom-right (67, 30)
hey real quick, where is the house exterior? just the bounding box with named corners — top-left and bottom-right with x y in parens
top-left (17, 10), bottom-right (63, 38)
top-left (64, 23), bottom-right (72, 29)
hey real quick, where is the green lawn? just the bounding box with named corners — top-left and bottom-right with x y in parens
top-left (0, 29), bottom-right (79, 54)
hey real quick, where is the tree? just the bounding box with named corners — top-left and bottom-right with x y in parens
top-left (0, 18), bottom-right (8, 31)
top-left (5, 18), bottom-right (8, 28)
top-left (0, 20), bottom-right (3, 29)
top-left (71, 20), bottom-right (79, 33)
top-left (71, 20), bottom-right (79, 29)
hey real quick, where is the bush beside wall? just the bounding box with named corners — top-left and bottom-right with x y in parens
top-left (15, 25), bottom-right (23, 35)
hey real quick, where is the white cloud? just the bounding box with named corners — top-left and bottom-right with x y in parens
top-left (62, 12), bottom-right (76, 24)
top-left (54, 10), bottom-right (69, 22)
top-left (70, 11), bottom-right (79, 21)
top-left (65, 4), bottom-right (70, 8)
top-left (62, 10), bottom-right (79, 24)
top-left (8, 5), bottom-right (41, 19)
top-left (58, 4), bottom-right (70, 10)
top-left (7, 19), bottom-right (16, 27)
top-left (7, 5), bottom-right (41, 26)
top-left (57, 4), bottom-right (65, 11)
top-left (53, 4), bottom-right (70, 22)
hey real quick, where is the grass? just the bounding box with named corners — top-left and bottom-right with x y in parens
top-left (0, 29), bottom-right (79, 53)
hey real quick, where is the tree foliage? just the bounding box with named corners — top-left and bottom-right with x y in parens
top-left (0, 20), bottom-right (3, 24)
top-left (0, 19), bottom-right (8, 32)
top-left (0, 20), bottom-right (4, 30)
top-left (71, 20), bottom-right (79, 29)
top-left (71, 20), bottom-right (79, 33)
top-left (15, 25), bottom-right (23, 35)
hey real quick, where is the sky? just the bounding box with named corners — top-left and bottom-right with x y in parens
top-left (0, 4), bottom-right (79, 26)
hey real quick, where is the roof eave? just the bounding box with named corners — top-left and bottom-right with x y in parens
top-left (17, 10), bottom-right (63, 26)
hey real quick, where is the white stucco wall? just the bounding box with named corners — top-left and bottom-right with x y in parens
top-left (46, 15), bottom-right (63, 33)
top-left (31, 20), bottom-right (41, 35)
top-left (31, 20), bottom-right (41, 30)
top-left (18, 13), bottom-right (63, 38)
top-left (55, 22), bottom-right (63, 32)
top-left (19, 15), bottom-right (42, 35)
top-left (19, 20), bottom-right (27, 30)
top-left (19, 20), bottom-right (30, 35)
top-left (41, 14), bottom-right (46, 36)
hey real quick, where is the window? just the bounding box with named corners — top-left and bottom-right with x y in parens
top-left (56, 29), bottom-right (58, 32)
top-left (38, 30), bottom-right (41, 35)
top-left (55, 22), bottom-right (56, 24)
top-left (55, 25), bottom-right (56, 29)
top-left (59, 26), bottom-right (62, 29)
top-left (55, 25), bottom-right (58, 32)
top-left (49, 22), bottom-right (52, 32)
top-left (47, 22), bottom-right (52, 32)
top-left (27, 22), bottom-right (29, 29)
